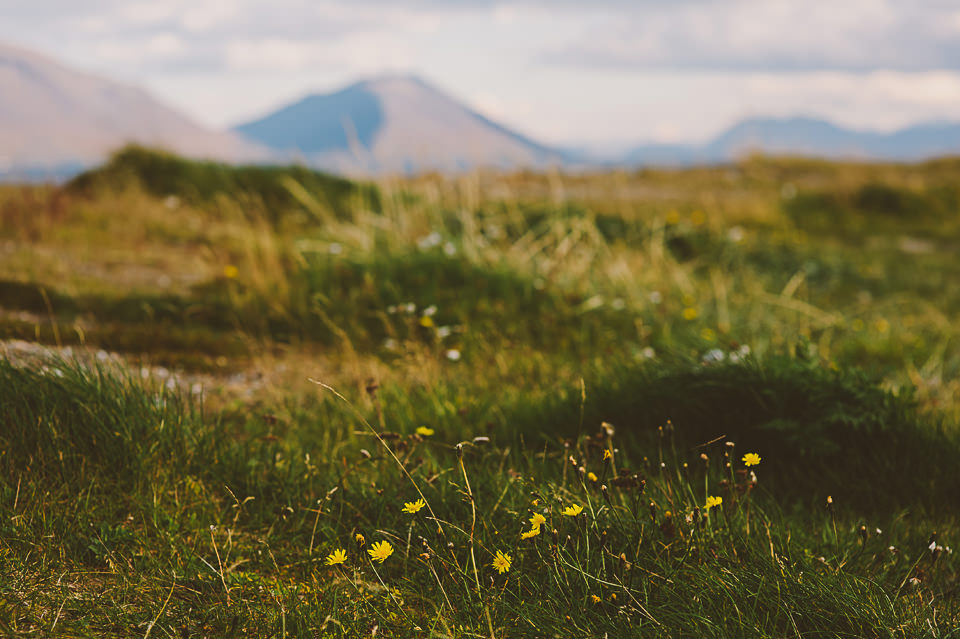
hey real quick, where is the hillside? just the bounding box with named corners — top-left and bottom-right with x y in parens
top-left (2, 154), bottom-right (959, 635)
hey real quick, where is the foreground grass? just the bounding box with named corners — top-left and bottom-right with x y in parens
top-left (1, 357), bottom-right (957, 637)
top-left (1, 149), bottom-right (959, 636)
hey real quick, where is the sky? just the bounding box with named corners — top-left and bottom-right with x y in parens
top-left (4, 0), bottom-right (960, 148)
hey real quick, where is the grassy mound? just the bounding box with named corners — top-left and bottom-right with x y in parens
top-left (67, 146), bottom-right (380, 224)
top-left (508, 357), bottom-right (960, 513)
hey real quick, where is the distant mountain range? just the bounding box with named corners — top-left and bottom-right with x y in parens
top-left (233, 75), bottom-right (562, 173)
top-left (2, 40), bottom-right (960, 180)
top-left (619, 117), bottom-right (960, 165)
top-left (0, 42), bottom-right (264, 180)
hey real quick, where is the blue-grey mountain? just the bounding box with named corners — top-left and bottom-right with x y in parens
top-left (233, 75), bottom-right (562, 174)
top-left (621, 117), bottom-right (960, 165)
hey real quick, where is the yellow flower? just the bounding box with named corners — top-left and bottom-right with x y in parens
top-left (325, 548), bottom-right (347, 566)
top-left (587, 471), bottom-right (598, 482)
top-left (223, 264), bottom-right (238, 279)
top-left (742, 452), bottom-right (761, 467)
top-left (491, 550), bottom-right (512, 574)
top-left (368, 540), bottom-right (394, 563)
top-left (529, 513), bottom-right (546, 527)
top-left (402, 498), bottom-right (426, 514)
top-left (603, 449), bottom-right (612, 461)
top-left (521, 526), bottom-right (541, 539)
top-left (591, 594), bottom-right (601, 604)
top-left (355, 533), bottom-right (365, 546)
top-left (419, 315), bottom-right (435, 328)
top-left (415, 426), bottom-right (435, 437)
top-left (562, 504), bottom-right (584, 517)
top-left (682, 307), bottom-right (698, 321)
top-left (704, 495), bottom-right (723, 511)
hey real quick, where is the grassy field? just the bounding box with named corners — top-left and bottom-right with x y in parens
top-left (1, 147), bottom-right (958, 637)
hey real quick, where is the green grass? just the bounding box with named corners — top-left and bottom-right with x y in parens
top-left (1, 150), bottom-right (959, 636)
top-left (1, 358), bottom-right (956, 637)
top-left (67, 146), bottom-right (382, 226)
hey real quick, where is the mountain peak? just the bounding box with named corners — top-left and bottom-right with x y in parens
top-left (234, 75), bottom-right (559, 174)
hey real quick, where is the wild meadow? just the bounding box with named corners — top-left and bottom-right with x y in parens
top-left (1, 147), bottom-right (958, 637)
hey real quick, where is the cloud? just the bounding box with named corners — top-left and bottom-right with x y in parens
top-left (8, 1), bottom-right (958, 74)
top-left (541, 0), bottom-right (960, 72)
top-left (0, 0), bottom-right (459, 73)
top-left (223, 33), bottom-right (415, 73)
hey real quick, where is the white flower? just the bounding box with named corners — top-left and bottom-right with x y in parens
top-left (445, 349), bottom-right (461, 361)
top-left (702, 349), bottom-right (725, 364)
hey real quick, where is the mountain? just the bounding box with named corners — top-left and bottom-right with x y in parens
top-left (621, 117), bottom-right (960, 166)
top-left (0, 41), bottom-right (265, 179)
top-left (233, 75), bottom-right (563, 174)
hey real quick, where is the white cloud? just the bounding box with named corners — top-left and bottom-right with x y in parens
top-left (223, 32), bottom-right (415, 73)
top-left (181, 0), bottom-right (241, 33)
top-left (544, 0), bottom-right (960, 71)
top-left (93, 32), bottom-right (187, 64)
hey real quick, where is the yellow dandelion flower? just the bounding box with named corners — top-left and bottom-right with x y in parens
top-left (704, 495), bottom-right (723, 511)
top-left (742, 452), bottom-right (761, 467)
top-left (415, 426), bottom-right (435, 437)
top-left (562, 504), bottom-right (584, 517)
top-left (682, 307), bottom-right (698, 321)
top-left (368, 540), bottom-right (394, 563)
top-left (591, 594), bottom-right (601, 604)
top-left (223, 264), bottom-right (239, 279)
top-left (491, 550), bottom-right (512, 574)
top-left (529, 513), bottom-right (546, 527)
top-left (603, 449), bottom-right (612, 461)
top-left (521, 526), bottom-right (541, 539)
top-left (325, 548), bottom-right (347, 566)
top-left (402, 498), bottom-right (426, 514)
top-left (587, 471), bottom-right (598, 482)
top-left (419, 315), bottom-right (435, 328)
top-left (355, 533), bottom-right (365, 546)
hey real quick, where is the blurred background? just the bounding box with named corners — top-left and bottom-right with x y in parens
top-left (3, 0), bottom-right (960, 177)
